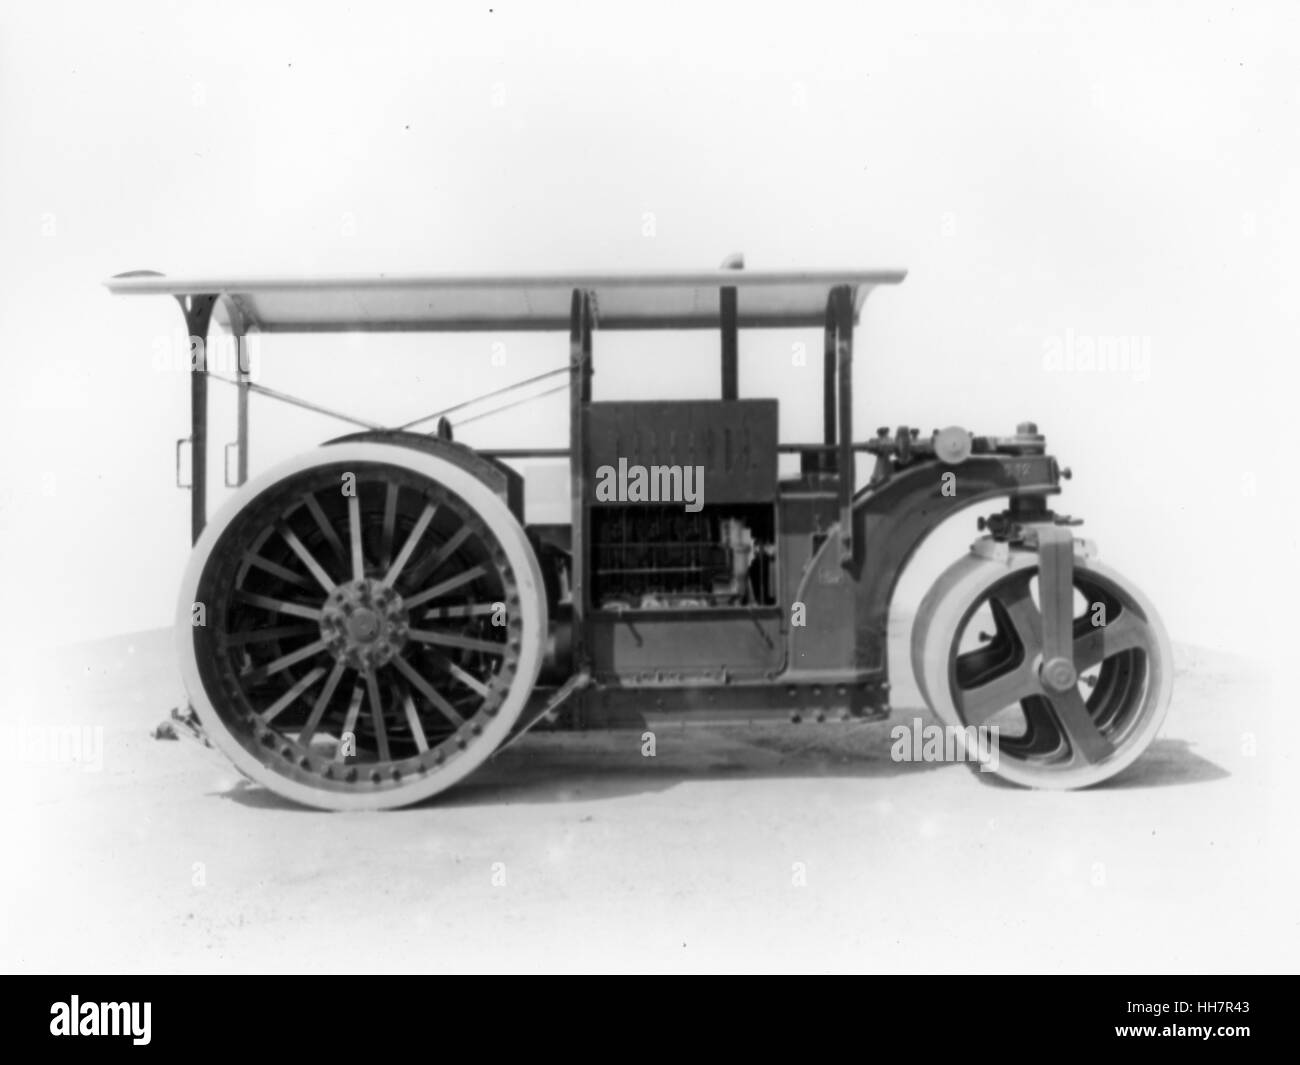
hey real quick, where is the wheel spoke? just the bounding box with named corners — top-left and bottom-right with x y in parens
top-left (392, 654), bottom-right (466, 727)
top-left (1045, 686), bottom-right (1113, 765)
top-left (234, 591), bottom-right (323, 621)
top-left (192, 449), bottom-right (542, 809)
top-left (335, 681), bottom-right (365, 761)
top-left (993, 579), bottom-right (1044, 657)
top-left (423, 602), bottom-right (498, 621)
top-left (407, 628), bottom-right (505, 656)
top-left (347, 492), bottom-right (365, 581)
top-left (384, 502), bottom-right (437, 584)
top-left (365, 668), bottom-right (391, 762)
top-left (404, 564), bottom-right (489, 610)
top-left (297, 660), bottom-right (347, 746)
top-left (244, 638), bottom-right (330, 682)
top-left (406, 524), bottom-right (474, 587)
top-left (277, 522), bottom-right (337, 593)
top-left (424, 648), bottom-right (493, 697)
top-left (243, 553), bottom-right (314, 590)
top-left (302, 493), bottom-right (346, 563)
top-left (1074, 609), bottom-right (1148, 672)
top-left (261, 666), bottom-right (326, 723)
top-left (379, 483), bottom-right (399, 570)
top-left (221, 623), bottom-right (318, 648)
top-left (955, 661), bottom-right (1040, 726)
top-left (402, 690), bottom-right (430, 752)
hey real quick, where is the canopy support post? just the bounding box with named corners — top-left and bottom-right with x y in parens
top-left (568, 289), bottom-right (594, 673)
top-left (823, 298), bottom-right (837, 466)
top-left (220, 296), bottom-right (252, 489)
top-left (175, 293), bottom-right (217, 544)
top-left (829, 286), bottom-right (855, 568)
top-left (719, 253), bottom-right (743, 399)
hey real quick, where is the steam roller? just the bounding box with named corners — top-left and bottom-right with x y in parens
top-left (104, 262), bottom-right (1175, 809)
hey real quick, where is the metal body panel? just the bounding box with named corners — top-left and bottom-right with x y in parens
top-left (786, 453), bottom-right (1061, 683)
top-left (586, 611), bottom-right (785, 683)
top-left (584, 400), bottom-right (778, 505)
top-left (775, 486), bottom-right (840, 611)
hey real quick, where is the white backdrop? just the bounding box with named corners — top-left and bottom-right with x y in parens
top-left (0, 0), bottom-right (1295, 661)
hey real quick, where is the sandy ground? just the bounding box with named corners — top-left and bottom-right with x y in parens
top-left (1, 621), bottom-right (1293, 974)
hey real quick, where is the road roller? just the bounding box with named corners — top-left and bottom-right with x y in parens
top-left (106, 260), bottom-right (1173, 810)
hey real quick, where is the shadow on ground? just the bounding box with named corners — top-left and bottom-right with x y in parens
top-left (210, 721), bottom-right (1229, 811)
top-left (34, 626), bottom-right (1241, 812)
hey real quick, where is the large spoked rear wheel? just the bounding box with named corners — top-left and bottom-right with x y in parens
top-left (178, 442), bottom-right (547, 810)
top-left (912, 545), bottom-right (1173, 789)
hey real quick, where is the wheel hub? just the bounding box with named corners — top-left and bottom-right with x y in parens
top-left (1039, 655), bottom-right (1078, 692)
top-left (320, 579), bottom-right (409, 669)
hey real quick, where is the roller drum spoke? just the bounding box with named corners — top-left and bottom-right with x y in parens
top-left (1044, 686), bottom-right (1113, 765)
top-left (955, 661), bottom-right (1041, 727)
top-left (1074, 609), bottom-right (1149, 672)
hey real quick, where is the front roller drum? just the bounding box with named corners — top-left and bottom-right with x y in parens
top-left (912, 540), bottom-right (1173, 789)
top-left (177, 442), bottom-right (547, 810)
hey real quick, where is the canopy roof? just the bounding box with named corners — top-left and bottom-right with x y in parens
top-left (104, 268), bottom-right (906, 332)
